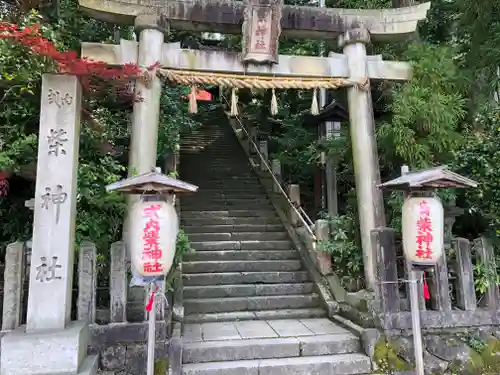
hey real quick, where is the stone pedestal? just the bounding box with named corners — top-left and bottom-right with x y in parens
top-left (0, 74), bottom-right (97, 375)
top-left (1, 321), bottom-right (98, 375)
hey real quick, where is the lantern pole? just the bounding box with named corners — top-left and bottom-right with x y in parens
top-left (147, 283), bottom-right (157, 375)
top-left (105, 169), bottom-right (199, 375)
top-left (409, 268), bottom-right (425, 375)
top-left (401, 165), bottom-right (425, 375)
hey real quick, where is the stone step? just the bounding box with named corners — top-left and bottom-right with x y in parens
top-left (181, 153), bottom-right (246, 157)
top-left (191, 240), bottom-right (292, 251)
top-left (181, 196), bottom-right (267, 203)
top-left (182, 259), bottom-right (302, 273)
top-left (182, 353), bottom-right (371, 375)
top-left (183, 224), bottom-right (284, 234)
top-left (183, 172), bottom-right (255, 177)
top-left (183, 271), bottom-right (311, 286)
top-left (183, 334), bottom-right (360, 363)
top-left (190, 184), bottom-right (262, 190)
top-left (185, 188), bottom-right (266, 194)
top-left (181, 198), bottom-right (270, 205)
top-left (183, 283), bottom-right (314, 299)
top-left (184, 308), bottom-right (327, 323)
top-left (183, 250), bottom-right (299, 262)
top-left (184, 294), bottom-right (319, 314)
top-left (186, 232), bottom-right (288, 242)
top-left (186, 183), bottom-right (261, 188)
top-left (183, 187), bottom-right (265, 193)
top-left (182, 196), bottom-right (268, 202)
top-left (185, 173), bottom-right (257, 178)
top-left (183, 170), bottom-right (254, 174)
top-left (182, 204), bottom-right (271, 211)
top-left (182, 217), bottom-right (281, 225)
top-left (182, 210), bottom-right (277, 219)
top-left (186, 179), bottom-right (260, 184)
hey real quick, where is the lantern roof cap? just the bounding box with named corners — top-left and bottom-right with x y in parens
top-left (378, 165), bottom-right (478, 190)
top-left (106, 171), bottom-right (198, 195)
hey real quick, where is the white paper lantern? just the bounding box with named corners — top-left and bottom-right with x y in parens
top-left (129, 200), bottom-right (179, 277)
top-left (402, 195), bottom-right (444, 266)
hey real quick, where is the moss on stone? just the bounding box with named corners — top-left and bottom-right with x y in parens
top-left (373, 336), bottom-right (411, 373)
top-left (155, 357), bottom-right (169, 375)
top-left (451, 336), bottom-right (500, 375)
top-left (480, 337), bottom-right (500, 372)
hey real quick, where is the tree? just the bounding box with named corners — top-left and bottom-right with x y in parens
top-left (0, 0), bottom-right (200, 255)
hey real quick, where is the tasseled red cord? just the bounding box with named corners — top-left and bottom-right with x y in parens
top-left (423, 272), bottom-right (430, 300)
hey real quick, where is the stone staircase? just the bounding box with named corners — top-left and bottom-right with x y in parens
top-left (178, 116), bottom-right (372, 375)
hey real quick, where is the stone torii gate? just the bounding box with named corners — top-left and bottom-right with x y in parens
top-left (80, 0), bottom-right (430, 291)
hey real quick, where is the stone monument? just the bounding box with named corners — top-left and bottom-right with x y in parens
top-left (1, 74), bottom-right (98, 375)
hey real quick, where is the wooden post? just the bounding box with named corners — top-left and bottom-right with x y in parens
top-left (453, 238), bottom-right (476, 311)
top-left (372, 228), bottom-right (400, 313)
top-left (325, 121), bottom-right (340, 216)
top-left (428, 249), bottom-right (451, 311)
top-left (473, 237), bottom-right (499, 310)
top-left (288, 184), bottom-right (301, 226)
top-left (110, 241), bottom-right (127, 322)
top-left (248, 127), bottom-right (257, 153)
top-left (259, 140), bottom-right (268, 172)
top-left (2, 242), bottom-right (25, 330)
top-left (77, 242), bottom-right (97, 323)
top-left (452, 238), bottom-right (477, 311)
top-left (315, 219), bottom-right (332, 275)
top-left (271, 159), bottom-right (281, 193)
top-left (164, 153), bottom-right (177, 175)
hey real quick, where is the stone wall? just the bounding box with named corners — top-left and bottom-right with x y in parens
top-left (90, 321), bottom-right (170, 374)
top-left (0, 240), bottom-right (174, 375)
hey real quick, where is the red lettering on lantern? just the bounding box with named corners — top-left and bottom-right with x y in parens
top-left (141, 203), bottom-right (163, 274)
top-left (415, 200), bottom-right (433, 259)
top-left (144, 204), bottom-right (161, 218)
top-left (143, 261), bottom-right (163, 273)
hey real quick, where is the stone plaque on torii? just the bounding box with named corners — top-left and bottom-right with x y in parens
top-left (79, 0), bottom-right (430, 291)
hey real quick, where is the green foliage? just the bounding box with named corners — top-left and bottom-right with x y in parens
top-left (378, 43), bottom-right (466, 170)
top-left (268, 116), bottom-right (317, 184)
top-left (157, 86), bottom-right (202, 158)
top-left (154, 358), bottom-right (169, 375)
top-left (453, 335), bottom-right (500, 375)
top-left (473, 261), bottom-right (500, 296)
top-left (165, 229), bottom-right (194, 292)
top-left (0, 0), bottom-right (193, 254)
top-left (454, 104), bottom-right (500, 240)
top-left (173, 229), bottom-right (194, 271)
top-left (316, 213), bottom-right (363, 280)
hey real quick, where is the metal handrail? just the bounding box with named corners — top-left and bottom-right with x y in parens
top-left (221, 95), bottom-right (316, 240)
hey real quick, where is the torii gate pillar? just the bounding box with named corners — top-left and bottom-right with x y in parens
top-left (124, 16), bottom-right (167, 245)
top-left (339, 28), bottom-right (386, 290)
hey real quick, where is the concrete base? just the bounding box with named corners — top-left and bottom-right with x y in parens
top-left (1, 320), bottom-right (98, 375)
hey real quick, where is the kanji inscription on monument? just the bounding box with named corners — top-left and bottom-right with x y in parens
top-left (35, 256), bottom-right (63, 282)
top-left (41, 184), bottom-right (68, 224)
top-left (242, 0), bottom-right (283, 64)
top-left (47, 88), bottom-right (73, 108)
top-left (48, 128), bottom-right (68, 156)
top-left (26, 74), bottom-right (82, 332)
